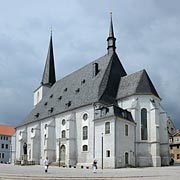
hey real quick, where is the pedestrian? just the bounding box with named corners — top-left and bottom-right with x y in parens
top-left (92, 160), bottom-right (97, 173)
top-left (44, 157), bottom-right (49, 173)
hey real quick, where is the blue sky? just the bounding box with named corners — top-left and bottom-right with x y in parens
top-left (0, 0), bottom-right (180, 128)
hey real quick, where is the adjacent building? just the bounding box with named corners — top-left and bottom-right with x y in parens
top-left (0, 124), bottom-right (15, 163)
top-left (13, 14), bottom-right (170, 168)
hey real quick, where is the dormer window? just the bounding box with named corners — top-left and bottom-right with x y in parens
top-left (34, 113), bottom-right (40, 118)
top-left (58, 96), bottom-right (62, 100)
top-left (81, 79), bottom-right (86, 85)
top-left (48, 107), bottom-right (54, 113)
top-left (65, 101), bottom-right (71, 108)
top-left (75, 88), bottom-right (80, 94)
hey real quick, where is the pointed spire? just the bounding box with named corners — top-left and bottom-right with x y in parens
top-left (41, 32), bottom-right (56, 86)
top-left (107, 12), bottom-right (116, 54)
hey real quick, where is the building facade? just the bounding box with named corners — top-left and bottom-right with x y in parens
top-left (13, 14), bottom-right (169, 168)
top-left (0, 124), bottom-right (15, 163)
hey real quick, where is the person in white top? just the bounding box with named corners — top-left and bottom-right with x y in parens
top-left (44, 157), bottom-right (49, 173)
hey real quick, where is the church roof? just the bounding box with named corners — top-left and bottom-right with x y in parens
top-left (17, 14), bottom-right (160, 127)
top-left (116, 69), bottom-right (160, 99)
top-left (18, 52), bottom-right (126, 127)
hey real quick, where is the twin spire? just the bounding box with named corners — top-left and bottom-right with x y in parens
top-left (41, 12), bottom-right (116, 87)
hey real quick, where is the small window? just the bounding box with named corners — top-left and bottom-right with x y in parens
top-left (58, 96), bottom-right (62, 100)
top-left (83, 126), bottom-right (88, 140)
top-left (62, 119), bottom-right (66, 126)
top-left (50, 94), bottom-right (53, 98)
top-left (6, 137), bottom-right (8, 141)
top-left (62, 130), bottom-right (66, 138)
top-left (31, 128), bottom-right (34, 133)
top-left (0, 153), bottom-right (1, 158)
top-left (82, 145), bottom-right (88, 151)
top-left (105, 122), bottom-right (110, 134)
top-left (5, 144), bottom-right (8, 149)
top-left (45, 124), bottom-right (48, 129)
top-left (177, 154), bottom-right (180, 159)
top-left (2, 153), bottom-right (4, 159)
top-left (83, 113), bottom-right (88, 120)
top-left (125, 124), bottom-right (128, 136)
top-left (44, 102), bottom-right (48, 106)
top-left (177, 145), bottom-right (179, 149)
top-left (106, 150), bottom-right (111, 157)
top-left (1, 144), bottom-right (4, 149)
top-left (64, 88), bottom-right (68, 92)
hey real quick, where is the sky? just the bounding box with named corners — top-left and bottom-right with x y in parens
top-left (0, 0), bottom-right (180, 128)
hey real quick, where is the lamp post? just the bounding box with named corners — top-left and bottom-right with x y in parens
top-left (59, 139), bottom-right (60, 167)
top-left (101, 132), bottom-right (103, 169)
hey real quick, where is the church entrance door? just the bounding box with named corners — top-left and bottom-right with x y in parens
top-left (60, 145), bottom-right (66, 165)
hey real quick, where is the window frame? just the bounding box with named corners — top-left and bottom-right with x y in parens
top-left (105, 122), bottom-right (110, 134)
top-left (83, 126), bottom-right (88, 140)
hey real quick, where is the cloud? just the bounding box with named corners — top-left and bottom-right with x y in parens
top-left (0, 0), bottom-right (180, 129)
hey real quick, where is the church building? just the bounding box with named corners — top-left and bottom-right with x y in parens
top-left (14, 14), bottom-right (169, 168)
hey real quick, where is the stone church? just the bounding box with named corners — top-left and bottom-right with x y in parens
top-left (14, 14), bottom-right (169, 168)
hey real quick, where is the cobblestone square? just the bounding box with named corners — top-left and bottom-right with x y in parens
top-left (0, 164), bottom-right (180, 180)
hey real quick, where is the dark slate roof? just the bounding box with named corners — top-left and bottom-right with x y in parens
top-left (116, 69), bottom-right (160, 99)
top-left (18, 52), bottom-right (127, 127)
top-left (41, 35), bottom-right (56, 86)
top-left (94, 104), bottom-right (134, 123)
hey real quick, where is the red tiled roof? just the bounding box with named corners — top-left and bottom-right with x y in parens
top-left (0, 124), bottom-right (15, 136)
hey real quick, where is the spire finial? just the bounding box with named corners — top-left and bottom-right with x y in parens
top-left (107, 12), bottom-right (116, 54)
top-left (50, 26), bottom-right (53, 36)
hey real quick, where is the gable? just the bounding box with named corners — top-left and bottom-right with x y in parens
top-left (116, 69), bottom-right (160, 99)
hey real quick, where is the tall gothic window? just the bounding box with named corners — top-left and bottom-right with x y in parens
top-left (83, 126), bottom-right (88, 140)
top-left (105, 122), bottom-right (110, 134)
top-left (141, 108), bottom-right (148, 140)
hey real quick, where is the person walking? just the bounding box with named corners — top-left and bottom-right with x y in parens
top-left (92, 160), bottom-right (97, 173)
top-left (44, 157), bottom-right (49, 173)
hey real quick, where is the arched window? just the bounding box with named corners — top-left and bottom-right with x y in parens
top-left (83, 126), bottom-right (88, 140)
top-left (105, 122), bottom-right (110, 134)
top-left (62, 130), bottom-right (66, 138)
top-left (82, 145), bottom-right (88, 151)
top-left (141, 108), bottom-right (148, 140)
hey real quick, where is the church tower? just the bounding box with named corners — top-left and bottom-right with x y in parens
top-left (33, 33), bottom-right (56, 107)
top-left (107, 12), bottom-right (116, 54)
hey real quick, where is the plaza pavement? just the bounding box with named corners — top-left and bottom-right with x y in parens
top-left (0, 163), bottom-right (180, 180)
